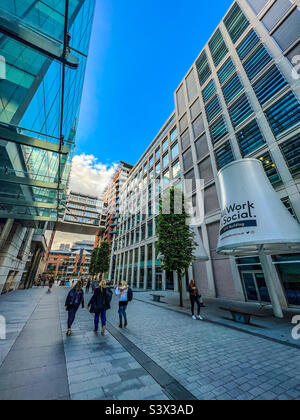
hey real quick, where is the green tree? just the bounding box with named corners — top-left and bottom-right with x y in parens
top-left (89, 248), bottom-right (98, 277)
top-left (95, 241), bottom-right (110, 279)
top-left (156, 187), bottom-right (196, 307)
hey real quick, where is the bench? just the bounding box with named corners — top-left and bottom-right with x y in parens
top-left (150, 294), bottom-right (165, 303)
top-left (220, 307), bottom-right (265, 325)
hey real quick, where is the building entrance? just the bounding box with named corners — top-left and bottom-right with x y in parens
top-left (241, 272), bottom-right (271, 303)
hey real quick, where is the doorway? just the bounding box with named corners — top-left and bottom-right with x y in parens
top-left (241, 272), bottom-right (271, 303)
top-left (155, 272), bottom-right (163, 291)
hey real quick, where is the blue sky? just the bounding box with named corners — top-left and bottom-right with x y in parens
top-left (75, 0), bottom-right (233, 167)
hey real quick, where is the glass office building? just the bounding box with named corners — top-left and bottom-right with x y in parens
top-left (0, 0), bottom-right (95, 292)
top-left (113, 0), bottom-right (300, 308)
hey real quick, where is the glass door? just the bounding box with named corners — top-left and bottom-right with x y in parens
top-left (241, 272), bottom-right (270, 303)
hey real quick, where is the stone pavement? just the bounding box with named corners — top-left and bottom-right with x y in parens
top-left (0, 287), bottom-right (300, 400)
top-left (109, 293), bottom-right (300, 401)
top-left (134, 291), bottom-right (300, 347)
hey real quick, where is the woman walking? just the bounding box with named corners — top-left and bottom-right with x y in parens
top-left (189, 279), bottom-right (203, 321)
top-left (116, 281), bottom-right (129, 329)
top-left (88, 280), bottom-right (112, 335)
top-left (65, 281), bottom-right (85, 336)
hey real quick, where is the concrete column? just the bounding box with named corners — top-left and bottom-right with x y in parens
top-left (0, 219), bottom-right (13, 251)
top-left (259, 247), bottom-right (284, 319)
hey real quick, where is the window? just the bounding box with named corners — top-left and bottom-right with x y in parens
top-left (280, 135), bottom-right (300, 178)
top-left (210, 116), bottom-right (228, 144)
top-left (272, 7), bottom-right (300, 52)
top-left (202, 80), bottom-right (216, 103)
top-left (148, 220), bottom-right (153, 238)
top-left (172, 161), bottom-right (181, 178)
top-left (170, 127), bottom-right (178, 142)
top-left (265, 92), bottom-right (300, 136)
top-left (163, 153), bottom-right (169, 168)
top-left (253, 65), bottom-right (287, 105)
top-left (222, 74), bottom-right (243, 104)
top-left (186, 70), bottom-right (198, 102)
top-left (209, 29), bottom-right (229, 66)
top-left (262, 0), bottom-right (293, 32)
top-left (192, 114), bottom-right (205, 138)
top-left (171, 143), bottom-right (179, 160)
top-left (190, 99), bottom-right (201, 120)
top-left (229, 94), bottom-right (253, 128)
top-left (155, 161), bottom-right (161, 175)
top-left (163, 170), bottom-right (170, 187)
top-left (236, 120), bottom-right (266, 156)
top-left (176, 85), bottom-right (186, 116)
top-left (155, 148), bottom-right (160, 161)
top-left (206, 96), bottom-right (222, 122)
top-left (183, 149), bottom-right (193, 172)
top-left (149, 156), bottom-right (154, 168)
top-left (247, 0), bottom-right (268, 15)
top-left (215, 141), bottom-right (235, 170)
top-left (274, 255), bottom-right (300, 306)
top-left (198, 157), bottom-right (214, 183)
top-left (237, 29), bottom-right (260, 61)
top-left (218, 58), bottom-right (235, 85)
top-left (162, 137), bottom-right (168, 151)
top-left (184, 169), bottom-right (196, 194)
top-left (195, 134), bottom-right (209, 161)
top-left (196, 51), bottom-right (212, 86)
top-left (224, 3), bottom-right (249, 44)
top-left (281, 198), bottom-right (297, 220)
top-left (181, 130), bottom-right (190, 151)
top-left (243, 45), bottom-right (272, 80)
top-left (258, 153), bottom-right (282, 186)
top-left (179, 114), bottom-right (188, 134)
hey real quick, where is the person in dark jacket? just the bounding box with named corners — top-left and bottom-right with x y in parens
top-left (189, 279), bottom-right (203, 321)
top-left (65, 281), bottom-right (85, 336)
top-left (86, 278), bottom-right (91, 294)
top-left (88, 280), bottom-right (112, 335)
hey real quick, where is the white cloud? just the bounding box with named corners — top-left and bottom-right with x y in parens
top-left (68, 154), bottom-right (118, 199)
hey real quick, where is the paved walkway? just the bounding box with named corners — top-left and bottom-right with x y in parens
top-left (134, 291), bottom-right (300, 347)
top-left (0, 287), bottom-right (299, 400)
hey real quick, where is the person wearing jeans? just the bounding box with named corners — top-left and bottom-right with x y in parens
top-left (189, 279), bottom-right (203, 321)
top-left (65, 281), bottom-right (85, 336)
top-left (116, 282), bottom-right (129, 328)
top-left (88, 280), bottom-right (112, 336)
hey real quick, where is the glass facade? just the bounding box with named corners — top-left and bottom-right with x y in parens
top-left (0, 0), bottom-right (95, 222)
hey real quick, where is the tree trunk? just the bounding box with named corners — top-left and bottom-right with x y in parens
top-left (177, 271), bottom-right (183, 307)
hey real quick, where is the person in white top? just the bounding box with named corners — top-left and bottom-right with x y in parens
top-left (116, 281), bottom-right (129, 328)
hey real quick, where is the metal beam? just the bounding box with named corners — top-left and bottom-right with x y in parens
top-left (0, 212), bottom-right (58, 222)
top-left (0, 13), bottom-right (79, 69)
top-left (0, 125), bottom-right (71, 155)
top-left (0, 197), bottom-right (64, 210)
top-left (0, 174), bottom-right (63, 190)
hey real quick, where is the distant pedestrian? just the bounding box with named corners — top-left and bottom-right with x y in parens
top-left (65, 281), bottom-right (85, 336)
top-left (86, 278), bottom-right (91, 294)
top-left (88, 280), bottom-right (112, 335)
top-left (116, 281), bottom-right (132, 329)
top-left (48, 277), bottom-right (55, 293)
top-left (189, 279), bottom-right (203, 321)
top-left (42, 276), bottom-right (46, 288)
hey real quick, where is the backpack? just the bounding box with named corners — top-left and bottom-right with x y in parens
top-left (127, 287), bottom-right (133, 302)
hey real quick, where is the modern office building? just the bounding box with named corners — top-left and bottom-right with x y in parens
top-left (0, 0), bottom-right (95, 292)
top-left (113, 0), bottom-right (300, 308)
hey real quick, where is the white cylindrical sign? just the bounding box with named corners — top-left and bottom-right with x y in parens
top-left (217, 159), bottom-right (300, 254)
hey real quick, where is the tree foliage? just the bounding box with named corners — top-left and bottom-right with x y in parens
top-left (96, 241), bottom-right (110, 276)
top-left (156, 187), bottom-right (196, 306)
